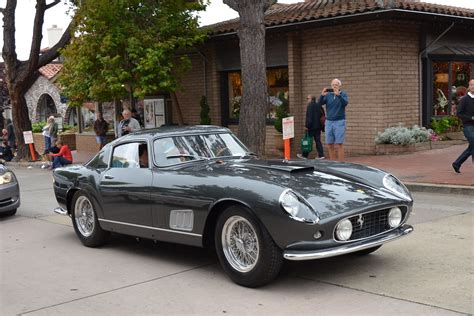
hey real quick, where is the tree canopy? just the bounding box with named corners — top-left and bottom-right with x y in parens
top-left (59, 0), bottom-right (208, 107)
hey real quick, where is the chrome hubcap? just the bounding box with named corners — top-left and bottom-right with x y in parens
top-left (222, 216), bottom-right (259, 273)
top-left (74, 196), bottom-right (95, 237)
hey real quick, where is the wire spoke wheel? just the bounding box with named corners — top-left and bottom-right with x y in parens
top-left (74, 195), bottom-right (95, 237)
top-left (222, 215), bottom-right (259, 273)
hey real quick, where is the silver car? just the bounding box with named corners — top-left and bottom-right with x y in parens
top-left (0, 164), bottom-right (20, 216)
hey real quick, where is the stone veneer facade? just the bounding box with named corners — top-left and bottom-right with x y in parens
top-left (25, 75), bottom-right (68, 122)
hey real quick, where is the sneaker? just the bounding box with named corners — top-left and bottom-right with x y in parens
top-left (316, 156), bottom-right (325, 160)
top-left (296, 154), bottom-right (306, 159)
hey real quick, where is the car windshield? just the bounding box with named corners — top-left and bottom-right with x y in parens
top-left (154, 132), bottom-right (249, 166)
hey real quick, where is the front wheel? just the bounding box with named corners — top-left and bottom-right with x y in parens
top-left (71, 191), bottom-right (109, 247)
top-left (215, 205), bottom-right (283, 287)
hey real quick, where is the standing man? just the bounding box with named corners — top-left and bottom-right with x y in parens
top-left (452, 79), bottom-right (474, 173)
top-left (93, 112), bottom-right (109, 150)
top-left (319, 79), bottom-right (349, 161)
top-left (299, 95), bottom-right (325, 159)
top-left (6, 119), bottom-right (15, 151)
top-left (118, 109), bottom-right (141, 137)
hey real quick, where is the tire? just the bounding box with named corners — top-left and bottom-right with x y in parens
top-left (353, 245), bottom-right (382, 256)
top-left (71, 191), bottom-right (109, 247)
top-left (1, 209), bottom-right (16, 217)
top-left (215, 205), bottom-right (283, 287)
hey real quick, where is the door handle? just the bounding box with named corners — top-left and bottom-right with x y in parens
top-left (104, 175), bottom-right (114, 179)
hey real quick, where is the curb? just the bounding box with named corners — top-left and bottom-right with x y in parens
top-left (405, 182), bottom-right (474, 195)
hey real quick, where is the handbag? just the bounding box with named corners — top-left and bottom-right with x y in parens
top-left (300, 131), bottom-right (313, 154)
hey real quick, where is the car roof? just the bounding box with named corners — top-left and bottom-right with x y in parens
top-left (118, 125), bottom-right (232, 141)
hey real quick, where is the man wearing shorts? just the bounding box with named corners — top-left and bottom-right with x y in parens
top-left (319, 79), bottom-right (349, 161)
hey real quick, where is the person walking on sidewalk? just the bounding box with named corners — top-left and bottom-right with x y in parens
top-left (93, 112), bottom-right (109, 150)
top-left (319, 78), bottom-right (349, 161)
top-left (300, 95), bottom-right (325, 159)
top-left (452, 79), bottom-right (474, 173)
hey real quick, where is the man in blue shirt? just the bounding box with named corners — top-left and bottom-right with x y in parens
top-left (319, 79), bottom-right (349, 161)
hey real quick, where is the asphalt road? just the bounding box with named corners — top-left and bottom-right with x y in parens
top-left (1, 166), bottom-right (473, 315)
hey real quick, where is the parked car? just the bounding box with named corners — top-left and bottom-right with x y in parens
top-left (0, 164), bottom-right (20, 216)
top-left (53, 126), bottom-right (413, 287)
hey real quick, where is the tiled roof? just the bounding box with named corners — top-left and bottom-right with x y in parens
top-left (39, 63), bottom-right (62, 80)
top-left (208, 0), bottom-right (474, 34)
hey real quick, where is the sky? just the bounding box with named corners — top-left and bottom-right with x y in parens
top-left (0, 0), bottom-right (473, 61)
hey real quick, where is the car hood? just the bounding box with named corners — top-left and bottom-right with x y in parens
top-left (189, 158), bottom-right (401, 219)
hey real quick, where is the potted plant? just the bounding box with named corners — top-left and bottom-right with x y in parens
top-left (274, 92), bottom-right (289, 150)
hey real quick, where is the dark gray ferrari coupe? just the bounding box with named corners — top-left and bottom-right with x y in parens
top-left (53, 126), bottom-right (413, 287)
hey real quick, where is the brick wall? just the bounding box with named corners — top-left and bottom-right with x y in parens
top-left (175, 20), bottom-right (420, 157)
top-left (297, 21), bottom-right (420, 156)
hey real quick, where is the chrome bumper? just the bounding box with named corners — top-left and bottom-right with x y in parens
top-left (54, 207), bottom-right (68, 216)
top-left (283, 225), bottom-right (413, 261)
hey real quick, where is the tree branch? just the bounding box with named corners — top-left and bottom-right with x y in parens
top-left (38, 23), bottom-right (72, 68)
top-left (28, 0), bottom-right (47, 71)
top-left (223, 0), bottom-right (238, 12)
top-left (2, 0), bottom-right (18, 74)
top-left (0, 8), bottom-right (5, 14)
top-left (45, 0), bottom-right (61, 10)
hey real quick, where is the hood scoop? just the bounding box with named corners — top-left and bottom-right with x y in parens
top-left (243, 160), bottom-right (314, 173)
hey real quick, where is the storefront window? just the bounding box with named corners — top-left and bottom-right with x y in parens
top-left (432, 61), bottom-right (472, 116)
top-left (227, 67), bottom-right (289, 120)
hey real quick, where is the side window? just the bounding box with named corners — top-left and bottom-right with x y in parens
top-left (111, 143), bottom-right (143, 169)
top-left (154, 137), bottom-right (191, 167)
top-left (86, 148), bottom-right (110, 169)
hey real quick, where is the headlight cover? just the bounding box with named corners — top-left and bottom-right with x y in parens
top-left (383, 174), bottom-right (412, 201)
top-left (0, 171), bottom-right (14, 185)
top-left (279, 189), bottom-right (319, 224)
top-left (388, 207), bottom-right (403, 228)
top-left (335, 219), bottom-right (353, 241)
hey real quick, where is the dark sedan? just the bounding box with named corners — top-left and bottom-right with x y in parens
top-left (53, 126), bottom-right (413, 287)
top-left (0, 164), bottom-right (20, 216)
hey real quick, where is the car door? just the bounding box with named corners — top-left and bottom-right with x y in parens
top-left (99, 141), bottom-right (153, 226)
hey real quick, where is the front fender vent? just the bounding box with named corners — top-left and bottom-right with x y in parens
top-left (170, 209), bottom-right (194, 231)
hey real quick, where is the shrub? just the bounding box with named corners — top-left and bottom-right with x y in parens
top-left (199, 96), bottom-right (211, 125)
top-left (32, 121), bottom-right (47, 133)
top-left (375, 124), bottom-right (431, 146)
top-left (274, 92), bottom-right (289, 133)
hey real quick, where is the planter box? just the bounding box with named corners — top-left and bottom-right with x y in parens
top-left (444, 131), bottom-right (466, 141)
top-left (375, 142), bottom-right (431, 155)
top-left (59, 133), bottom-right (76, 150)
top-left (76, 132), bottom-right (116, 153)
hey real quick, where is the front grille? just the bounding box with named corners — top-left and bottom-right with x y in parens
top-left (337, 207), bottom-right (406, 242)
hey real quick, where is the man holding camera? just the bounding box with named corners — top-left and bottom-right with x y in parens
top-left (118, 109), bottom-right (141, 137)
top-left (319, 78), bottom-right (349, 161)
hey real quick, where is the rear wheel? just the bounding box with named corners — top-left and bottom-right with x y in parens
top-left (71, 191), bottom-right (109, 247)
top-left (215, 205), bottom-right (283, 287)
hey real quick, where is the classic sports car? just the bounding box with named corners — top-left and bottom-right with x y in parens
top-left (0, 164), bottom-right (20, 216)
top-left (53, 126), bottom-right (413, 287)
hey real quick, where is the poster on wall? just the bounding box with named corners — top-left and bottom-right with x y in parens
top-left (144, 98), bottom-right (165, 128)
top-left (154, 99), bottom-right (165, 127)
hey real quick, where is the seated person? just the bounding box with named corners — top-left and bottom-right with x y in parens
top-left (0, 141), bottom-right (14, 161)
top-left (49, 140), bottom-right (73, 169)
top-left (138, 144), bottom-right (148, 168)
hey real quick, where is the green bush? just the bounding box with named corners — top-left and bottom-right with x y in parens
top-left (274, 92), bottom-right (289, 133)
top-left (32, 121), bottom-right (47, 133)
top-left (430, 117), bottom-right (451, 135)
top-left (375, 124), bottom-right (431, 146)
top-left (199, 96), bottom-right (211, 125)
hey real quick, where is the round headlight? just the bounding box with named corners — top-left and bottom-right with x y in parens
top-left (280, 190), bottom-right (300, 217)
top-left (388, 207), bottom-right (402, 228)
top-left (383, 175), bottom-right (412, 201)
top-left (336, 219), bottom-right (353, 241)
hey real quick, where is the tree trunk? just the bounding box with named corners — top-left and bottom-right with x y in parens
top-left (171, 92), bottom-right (184, 126)
top-left (11, 88), bottom-right (35, 161)
top-left (223, 0), bottom-right (274, 155)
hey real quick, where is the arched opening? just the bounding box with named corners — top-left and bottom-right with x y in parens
top-left (36, 94), bottom-right (57, 122)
